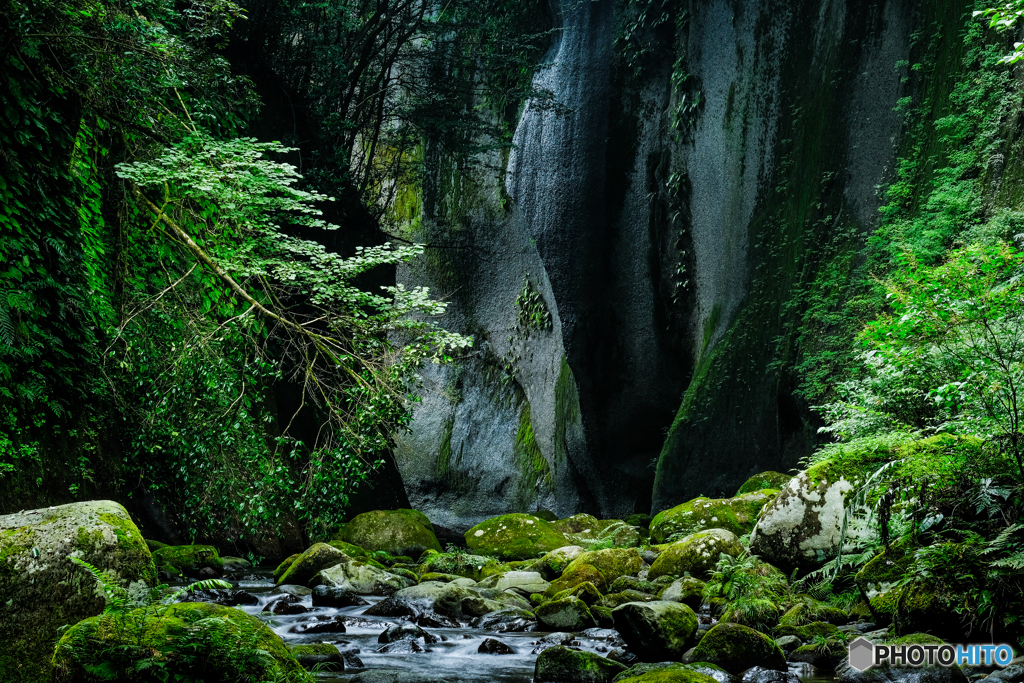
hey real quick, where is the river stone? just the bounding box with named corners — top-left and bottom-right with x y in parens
top-left (289, 642), bottom-right (344, 671)
top-left (477, 570), bottom-right (551, 593)
top-left (741, 667), bottom-right (800, 683)
top-left (274, 552), bottom-right (300, 582)
top-left (0, 500), bottom-right (156, 683)
top-left (479, 637), bottom-right (516, 654)
top-left (312, 584), bottom-right (369, 607)
top-left (650, 492), bottom-right (777, 544)
top-left (612, 601), bottom-right (699, 660)
top-left (152, 543), bottom-right (223, 578)
top-left (554, 580), bottom-right (603, 606)
top-left (341, 509), bottom-right (441, 558)
top-left (648, 529), bottom-right (744, 580)
top-left (737, 472), bottom-right (793, 496)
top-left (533, 545), bottom-right (588, 579)
top-left (379, 622), bottom-right (438, 644)
top-left (535, 645), bottom-right (628, 682)
top-left (476, 607), bottom-right (537, 632)
top-left (365, 581), bottom-right (499, 626)
top-left (545, 562), bottom-right (608, 596)
top-left (554, 513), bottom-right (603, 534)
top-left (602, 590), bottom-right (658, 609)
top-left (749, 461), bottom-right (861, 572)
top-left (689, 623), bottom-right (787, 674)
top-left (221, 555), bottom-right (252, 573)
top-left (774, 635), bottom-right (801, 653)
top-left (659, 577), bottom-right (707, 610)
top-left (183, 588), bottom-right (259, 606)
top-left (610, 577), bottom-right (663, 595)
top-left (466, 513), bottom-right (572, 560)
top-left (564, 547), bottom-right (645, 585)
top-left (52, 601), bottom-right (306, 682)
top-left (536, 596), bottom-right (599, 630)
top-left (272, 583), bottom-right (313, 598)
top-left (277, 542), bottom-right (349, 585)
top-left (313, 558), bottom-right (412, 595)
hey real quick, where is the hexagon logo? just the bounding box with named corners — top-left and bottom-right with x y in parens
top-left (848, 637), bottom-right (876, 671)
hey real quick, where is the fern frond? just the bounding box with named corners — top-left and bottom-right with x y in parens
top-left (162, 577), bottom-right (232, 605)
top-left (70, 557), bottom-right (131, 614)
top-left (981, 523), bottom-right (1024, 555)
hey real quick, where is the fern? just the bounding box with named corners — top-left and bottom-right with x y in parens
top-left (70, 557), bottom-right (132, 615)
top-left (164, 578), bottom-right (233, 605)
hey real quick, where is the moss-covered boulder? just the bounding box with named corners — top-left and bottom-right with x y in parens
top-left (340, 509), bottom-right (441, 559)
top-left (289, 643), bottom-right (343, 671)
top-left (893, 579), bottom-right (963, 640)
top-left (648, 529), bottom-right (744, 580)
top-left (52, 602), bottom-right (310, 682)
top-left (418, 550), bottom-right (500, 581)
top-left (313, 558), bottom-right (412, 595)
top-left (737, 472), bottom-right (793, 496)
top-left (476, 570), bottom-right (550, 594)
top-left (152, 544), bottom-right (223, 578)
top-left (650, 492), bottom-right (777, 544)
top-left (0, 501), bottom-right (156, 683)
top-left (534, 646), bottom-right (627, 682)
top-left (531, 545), bottom-right (586, 579)
top-left (612, 600), bottom-right (698, 660)
top-left (544, 562), bottom-right (608, 597)
top-left (659, 577), bottom-right (706, 611)
top-left (277, 543), bottom-right (349, 586)
top-left (790, 640), bottom-right (847, 668)
top-left (144, 539), bottom-right (167, 552)
top-left (536, 596), bottom-right (598, 630)
top-left (553, 581), bottom-right (603, 606)
top-left (601, 590), bottom-right (658, 609)
top-left (610, 576), bottom-right (663, 595)
top-left (533, 510), bottom-right (560, 522)
top-left (327, 539), bottom-right (371, 558)
top-left (563, 548), bottom-right (644, 585)
top-left (274, 553), bottom-right (300, 583)
top-left (625, 514), bottom-right (653, 530)
top-left (465, 513), bottom-right (571, 560)
top-left (554, 513), bottom-right (603, 534)
top-left (689, 622), bottom-right (787, 674)
top-left (613, 664), bottom-right (722, 683)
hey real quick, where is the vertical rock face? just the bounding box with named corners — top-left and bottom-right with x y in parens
top-left (397, 0), bottom-right (918, 523)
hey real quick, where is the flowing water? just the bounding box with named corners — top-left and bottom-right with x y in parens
top-left (186, 572), bottom-right (836, 683)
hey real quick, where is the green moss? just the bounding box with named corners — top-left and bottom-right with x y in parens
top-left (274, 553), bottom-right (300, 583)
top-left (690, 622), bottom-right (787, 675)
top-left (534, 645), bottom-right (626, 681)
top-left (515, 402), bottom-right (553, 506)
top-left (152, 544), bottom-right (222, 577)
top-left (341, 509), bottom-right (441, 558)
top-left (327, 539), bottom-right (370, 557)
top-left (544, 562), bottom-right (608, 597)
top-left (611, 601), bottom-right (699, 660)
top-left (737, 472), bottom-right (792, 495)
top-left (650, 491), bottom-right (775, 543)
top-left (778, 600), bottom-right (849, 626)
top-left (562, 548), bottom-right (644, 585)
top-left (277, 543), bottom-right (348, 586)
top-left (553, 580), bottom-right (602, 605)
top-left (648, 529), bottom-right (744, 580)
top-left (614, 666), bottom-right (721, 683)
top-left (553, 355), bottom-right (581, 465)
top-left (465, 513), bottom-right (570, 560)
top-left (773, 621), bottom-right (839, 640)
top-left (52, 602), bottom-right (311, 682)
top-left (535, 596), bottom-right (598, 630)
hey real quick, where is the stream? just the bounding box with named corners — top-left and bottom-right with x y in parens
top-left (186, 571), bottom-right (836, 683)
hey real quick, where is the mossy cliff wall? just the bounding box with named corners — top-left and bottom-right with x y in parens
top-left (397, 0), bottom-right (1023, 521)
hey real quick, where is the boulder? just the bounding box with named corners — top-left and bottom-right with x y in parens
top-left (276, 542), bottom-right (349, 585)
top-left (660, 577), bottom-right (707, 610)
top-left (648, 529), bottom-right (744, 580)
top-left (601, 590), bottom-right (659, 609)
top-left (612, 664), bottom-right (724, 683)
top-left (365, 581), bottom-right (504, 627)
top-left (774, 635), bottom-right (801, 653)
top-left (554, 513), bottom-right (604, 534)
top-left (479, 637), bottom-right (516, 654)
top-left (289, 643), bottom-right (344, 671)
top-left (563, 548), bottom-right (645, 585)
top-left (789, 640), bottom-right (847, 668)
top-left (690, 622), bottom-right (787, 674)
top-left (311, 584), bottom-right (369, 607)
top-left (610, 577), bottom-right (663, 595)
top-left (341, 509), bottom-right (441, 558)
top-left (545, 562), bottom-right (609, 596)
top-left (465, 513), bottom-right (571, 560)
top-left (0, 500), bottom-right (155, 683)
top-left (624, 513), bottom-right (653, 530)
top-left (152, 544), bottom-right (223, 578)
top-left (274, 553), bottom-right (300, 582)
top-left (535, 646), bottom-right (628, 683)
top-left (183, 588), bottom-right (259, 607)
top-left (379, 622), bottom-right (438, 644)
top-left (893, 580), bottom-right (964, 640)
top-left (737, 472), bottom-right (793, 496)
top-left (533, 545), bottom-right (587, 579)
top-left (475, 607), bottom-right (537, 632)
top-left (612, 600), bottom-right (699, 660)
top-left (536, 596), bottom-right (598, 630)
top-left (651, 492), bottom-right (777, 544)
top-left (772, 621), bottom-right (838, 641)
top-left (741, 667), bottom-right (800, 683)
top-left (313, 558), bottom-right (412, 595)
top-left (749, 460), bottom-right (863, 572)
top-left (719, 598), bottom-right (781, 631)
top-left (221, 556), bottom-right (253, 573)
top-left (418, 550), bottom-right (499, 581)
top-left (554, 581), bottom-right (604, 606)
top-left (328, 539), bottom-right (371, 558)
top-left (52, 602), bottom-right (307, 681)
top-left (477, 570), bottom-right (551, 594)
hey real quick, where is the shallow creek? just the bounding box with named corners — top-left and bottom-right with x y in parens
top-left (186, 572), bottom-right (835, 683)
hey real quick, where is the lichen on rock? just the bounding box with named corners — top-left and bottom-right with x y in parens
top-left (465, 513), bottom-right (571, 560)
top-left (650, 491), bottom-right (777, 543)
top-left (648, 529), bottom-right (744, 580)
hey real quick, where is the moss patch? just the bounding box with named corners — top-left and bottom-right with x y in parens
top-left (465, 513), bottom-right (570, 561)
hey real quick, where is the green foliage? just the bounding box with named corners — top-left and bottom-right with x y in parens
top-left (975, 2), bottom-right (1024, 64)
top-left (515, 278), bottom-right (552, 333)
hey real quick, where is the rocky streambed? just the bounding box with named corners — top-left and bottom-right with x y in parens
top-left (181, 570), bottom-right (836, 683)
